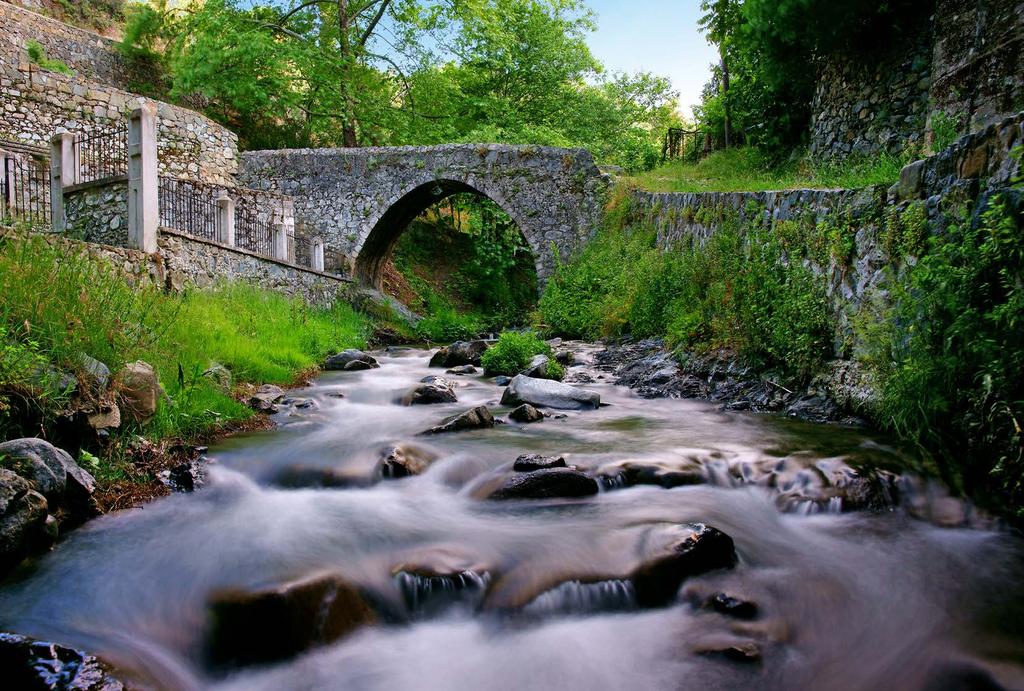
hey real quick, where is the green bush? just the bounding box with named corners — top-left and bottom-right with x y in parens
top-left (538, 206), bottom-right (833, 379)
top-left (481, 330), bottom-right (553, 377)
top-left (413, 292), bottom-right (483, 343)
top-left (865, 190), bottom-right (1024, 513)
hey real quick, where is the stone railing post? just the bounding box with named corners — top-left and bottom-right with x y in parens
top-left (216, 190), bottom-right (235, 246)
top-left (127, 103), bottom-right (158, 253)
top-left (272, 214), bottom-right (288, 260)
top-left (1, 149), bottom-right (14, 219)
top-left (312, 237), bottom-right (325, 272)
top-left (48, 131), bottom-right (75, 233)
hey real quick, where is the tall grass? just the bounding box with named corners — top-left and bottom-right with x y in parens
top-left (0, 232), bottom-right (368, 443)
top-left (629, 147), bottom-right (911, 194)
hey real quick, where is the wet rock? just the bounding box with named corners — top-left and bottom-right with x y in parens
top-left (708, 593), bottom-right (759, 620)
top-left (500, 375), bottom-right (600, 410)
top-left (273, 464), bottom-right (368, 489)
top-left (555, 350), bottom-right (575, 366)
top-left (402, 379), bottom-right (457, 406)
top-left (376, 443), bottom-right (440, 479)
top-left (78, 354), bottom-right (111, 394)
top-left (206, 573), bottom-right (376, 668)
top-left (429, 340), bottom-right (489, 368)
top-left (493, 375), bottom-right (512, 387)
top-left (118, 360), bottom-right (161, 423)
top-left (159, 459), bottom-right (207, 493)
top-left (447, 365), bottom-right (478, 375)
top-left (520, 354), bottom-right (557, 380)
top-left (284, 397), bottom-right (318, 410)
top-left (392, 548), bottom-right (492, 615)
top-left (0, 632), bottom-right (126, 690)
top-left (597, 460), bottom-right (705, 490)
top-left (513, 454), bottom-right (566, 472)
top-left (203, 362), bottom-right (233, 393)
top-left (631, 524), bottom-right (737, 607)
top-left (0, 438), bottom-right (99, 522)
top-left (921, 663), bottom-right (1007, 691)
top-left (421, 406), bottom-right (495, 435)
top-left (324, 350), bottom-right (380, 371)
top-left (488, 467), bottom-right (598, 500)
top-left (508, 404), bottom-right (544, 423)
top-left (0, 469), bottom-right (51, 572)
top-left (694, 639), bottom-right (762, 664)
top-left (248, 384), bottom-right (285, 413)
top-left (785, 394), bottom-right (842, 424)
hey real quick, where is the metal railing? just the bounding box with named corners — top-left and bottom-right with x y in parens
top-left (293, 234), bottom-right (313, 267)
top-left (158, 177), bottom-right (218, 242)
top-left (2, 153), bottom-right (51, 226)
top-left (662, 127), bottom-right (713, 163)
top-left (75, 122), bottom-right (128, 184)
top-left (234, 202), bottom-right (273, 256)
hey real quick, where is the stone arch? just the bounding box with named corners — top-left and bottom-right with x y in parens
top-left (353, 178), bottom-right (540, 289)
top-left (237, 144), bottom-right (610, 292)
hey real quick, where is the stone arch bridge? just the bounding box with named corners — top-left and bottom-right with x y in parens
top-left (239, 145), bottom-right (609, 288)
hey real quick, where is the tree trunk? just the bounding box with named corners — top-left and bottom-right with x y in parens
top-left (338, 0), bottom-right (359, 147)
top-left (720, 51), bottom-right (731, 149)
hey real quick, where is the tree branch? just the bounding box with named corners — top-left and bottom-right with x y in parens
top-left (359, 0), bottom-right (391, 46)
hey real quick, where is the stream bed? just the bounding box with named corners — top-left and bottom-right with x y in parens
top-left (2, 344), bottom-right (1023, 690)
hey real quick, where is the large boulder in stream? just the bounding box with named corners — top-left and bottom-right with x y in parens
top-left (0, 438), bottom-right (99, 524)
top-left (324, 350), bottom-right (380, 371)
top-left (0, 632), bottom-right (127, 690)
top-left (501, 375), bottom-right (600, 410)
top-left (420, 406), bottom-right (495, 435)
top-left (429, 341), bottom-right (489, 368)
top-left (488, 467), bottom-right (599, 500)
top-left (206, 573), bottom-right (376, 668)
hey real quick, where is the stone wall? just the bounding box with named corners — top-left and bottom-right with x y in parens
top-left (809, 26), bottom-right (932, 157)
top-left (929, 0), bottom-right (1024, 134)
top-left (810, 0), bottom-right (1024, 157)
top-left (631, 112), bottom-right (1024, 357)
top-left (63, 177), bottom-right (128, 246)
top-left (0, 1), bottom-right (142, 90)
top-left (0, 3), bottom-right (239, 185)
top-left (240, 144), bottom-right (610, 288)
top-left (158, 231), bottom-right (349, 307)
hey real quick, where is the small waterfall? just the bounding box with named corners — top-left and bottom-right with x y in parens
top-left (395, 570), bottom-right (490, 615)
top-left (523, 579), bottom-right (637, 616)
top-left (598, 473), bottom-right (629, 491)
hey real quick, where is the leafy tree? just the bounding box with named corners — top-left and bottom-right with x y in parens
top-left (119, 0), bottom-right (677, 169)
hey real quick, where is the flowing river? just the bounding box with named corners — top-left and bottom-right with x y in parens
top-left (2, 344), bottom-right (1023, 690)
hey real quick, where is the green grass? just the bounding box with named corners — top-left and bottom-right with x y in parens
top-left (481, 330), bottom-right (562, 379)
top-left (628, 147), bottom-right (912, 193)
top-left (0, 231), bottom-right (369, 451)
top-left (26, 39), bottom-right (74, 76)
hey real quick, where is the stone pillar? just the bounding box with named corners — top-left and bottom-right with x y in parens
top-left (272, 216), bottom-right (288, 261)
top-left (48, 131), bottom-right (75, 233)
top-left (216, 190), bottom-right (235, 246)
top-left (1, 150), bottom-right (13, 219)
top-left (128, 103), bottom-right (158, 253)
top-left (312, 238), bottom-right (325, 272)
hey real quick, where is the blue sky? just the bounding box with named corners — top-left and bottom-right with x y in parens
top-left (584, 0), bottom-right (717, 116)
